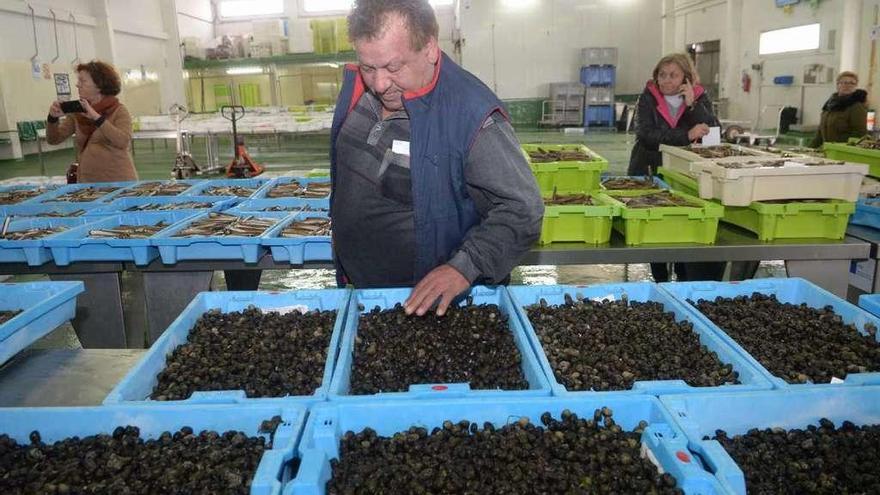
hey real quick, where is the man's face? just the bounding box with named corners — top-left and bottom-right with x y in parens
top-left (354, 14), bottom-right (439, 115)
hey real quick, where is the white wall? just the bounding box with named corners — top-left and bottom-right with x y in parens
top-left (459, 0), bottom-right (663, 99)
top-left (671, 0), bottom-right (847, 128)
top-left (177, 0), bottom-right (214, 45)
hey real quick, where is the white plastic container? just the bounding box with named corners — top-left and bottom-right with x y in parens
top-left (660, 144), bottom-right (774, 178)
top-left (691, 156), bottom-right (869, 206)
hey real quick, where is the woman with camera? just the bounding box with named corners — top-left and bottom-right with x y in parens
top-left (47, 61), bottom-right (138, 183)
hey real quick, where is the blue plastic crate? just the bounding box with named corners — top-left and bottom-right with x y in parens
top-left (251, 177), bottom-right (331, 204)
top-left (44, 212), bottom-right (198, 266)
top-left (0, 281), bottom-right (83, 364)
top-left (31, 181), bottom-right (135, 205)
top-left (0, 403), bottom-right (306, 495)
top-left (859, 293), bottom-right (880, 318)
top-left (0, 217), bottom-right (97, 265)
top-left (288, 396), bottom-right (725, 495)
top-left (0, 183), bottom-right (59, 206)
top-left (114, 179), bottom-right (202, 197)
top-left (86, 195), bottom-right (239, 215)
top-left (580, 65), bottom-right (616, 87)
top-left (660, 387), bottom-right (880, 495)
top-left (230, 198), bottom-right (330, 214)
top-left (151, 211), bottom-right (288, 264)
top-left (507, 283), bottom-right (772, 396)
top-left (262, 212), bottom-right (332, 264)
top-left (104, 289), bottom-right (350, 405)
top-left (849, 198), bottom-right (880, 229)
top-left (184, 178), bottom-right (271, 198)
top-left (328, 286), bottom-right (551, 401)
top-left (584, 104), bottom-right (615, 126)
top-left (0, 202), bottom-right (103, 219)
top-left (661, 278), bottom-right (880, 388)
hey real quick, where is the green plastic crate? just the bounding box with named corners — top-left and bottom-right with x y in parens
top-left (658, 167), bottom-right (699, 196)
top-left (722, 200), bottom-right (854, 241)
top-left (521, 144), bottom-right (609, 197)
top-left (539, 193), bottom-right (619, 245)
top-left (307, 168), bottom-right (330, 178)
top-left (605, 190), bottom-right (723, 246)
top-left (824, 141), bottom-right (880, 178)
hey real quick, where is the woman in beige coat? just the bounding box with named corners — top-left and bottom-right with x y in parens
top-left (47, 61), bottom-right (138, 182)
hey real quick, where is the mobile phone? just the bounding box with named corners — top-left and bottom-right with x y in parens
top-left (60, 100), bottom-right (85, 114)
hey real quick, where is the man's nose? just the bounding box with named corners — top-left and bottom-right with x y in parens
top-left (373, 70), bottom-right (393, 93)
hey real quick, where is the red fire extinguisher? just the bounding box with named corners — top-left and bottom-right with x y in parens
top-left (741, 71), bottom-right (751, 93)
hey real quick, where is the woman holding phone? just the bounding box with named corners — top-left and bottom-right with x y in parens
top-left (46, 60), bottom-right (138, 183)
top-left (628, 53), bottom-right (724, 282)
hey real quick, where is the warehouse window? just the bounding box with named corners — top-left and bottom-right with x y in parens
top-left (219, 0), bottom-right (283, 18)
top-left (302, 0), bottom-right (453, 14)
top-left (759, 23), bottom-right (821, 55)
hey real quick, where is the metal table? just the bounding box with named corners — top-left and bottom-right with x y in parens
top-left (845, 224), bottom-right (880, 294)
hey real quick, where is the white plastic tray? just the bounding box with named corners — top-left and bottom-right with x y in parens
top-left (659, 144), bottom-right (774, 178)
top-left (691, 156), bottom-right (868, 206)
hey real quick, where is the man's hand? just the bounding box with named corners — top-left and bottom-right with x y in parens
top-left (404, 264), bottom-right (470, 317)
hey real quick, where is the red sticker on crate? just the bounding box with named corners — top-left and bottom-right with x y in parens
top-left (431, 385), bottom-right (448, 391)
top-left (676, 451), bottom-right (691, 463)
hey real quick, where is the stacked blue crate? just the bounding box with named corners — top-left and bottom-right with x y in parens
top-left (581, 47), bottom-right (617, 128)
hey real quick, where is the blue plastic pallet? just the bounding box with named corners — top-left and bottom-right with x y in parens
top-left (104, 289), bottom-right (350, 405)
top-left (86, 195), bottom-right (239, 215)
top-left (585, 104), bottom-right (615, 126)
top-left (44, 211), bottom-right (198, 266)
top-left (507, 283), bottom-right (772, 396)
top-left (30, 181), bottom-right (135, 205)
top-left (230, 198), bottom-right (330, 214)
top-left (0, 403), bottom-right (306, 495)
top-left (114, 179), bottom-right (202, 197)
top-left (152, 211), bottom-right (288, 264)
top-left (859, 293), bottom-right (880, 318)
top-left (262, 212), bottom-right (332, 264)
top-left (661, 278), bottom-right (880, 388)
top-left (601, 175), bottom-right (671, 191)
top-left (580, 65), bottom-right (616, 87)
top-left (288, 396), bottom-right (725, 495)
top-left (0, 202), bottom-right (103, 219)
top-left (849, 198), bottom-right (880, 229)
top-left (0, 217), bottom-right (97, 265)
top-left (660, 387), bottom-right (880, 495)
top-left (184, 178), bottom-right (271, 198)
top-left (0, 281), bottom-right (83, 364)
top-left (251, 177), bottom-right (331, 204)
top-left (328, 286), bottom-right (551, 401)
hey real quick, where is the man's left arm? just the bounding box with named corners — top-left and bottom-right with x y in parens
top-left (404, 112), bottom-right (544, 316)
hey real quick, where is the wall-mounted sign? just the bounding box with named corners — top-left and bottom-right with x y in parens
top-left (54, 73), bottom-right (71, 98)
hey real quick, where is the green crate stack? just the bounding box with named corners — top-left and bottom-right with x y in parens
top-left (823, 141), bottom-right (880, 178)
top-left (521, 144), bottom-right (609, 197)
top-left (660, 167), bottom-right (855, 241)
top-left (539, 193), bottom-right (619, 245)
top-left (311, 18), bottom-right (352, 55)
top-left (603, 189), bottom-right (723, 246)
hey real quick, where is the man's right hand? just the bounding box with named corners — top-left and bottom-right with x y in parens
top-left (49, 101), bottom-right (63, 119)
top-left (688, 123), bottom-right (710, 142)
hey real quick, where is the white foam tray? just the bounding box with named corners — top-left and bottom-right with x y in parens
top-left (659, 144), bottom-right (774, 178)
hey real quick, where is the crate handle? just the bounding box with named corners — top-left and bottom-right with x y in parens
top-left (408, 383), bottom-right (471, 397)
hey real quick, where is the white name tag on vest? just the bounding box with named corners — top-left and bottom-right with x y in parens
top-left (392, 140), bottom-right (410, 156)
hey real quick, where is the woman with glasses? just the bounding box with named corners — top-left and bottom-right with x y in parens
top-left (810, 71), bottom-right (868, 148)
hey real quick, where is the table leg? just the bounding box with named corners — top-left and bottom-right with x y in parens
top-left (49, 272), bottom-right (127, 348)
top-left (223, 269), bottom-right (262, 290)
top-left (142, 271), bottom-right (214, 345)
top-left (785, 259), bottom-right (851, 297)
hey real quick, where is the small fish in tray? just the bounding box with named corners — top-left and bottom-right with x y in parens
top-left (123, 201), bottom-right (214, 212)
top-left (35, 210), bottom-right (88, 217)
top-left (687, 145), bottom-right (754, 159)
top-left (117, 182), bottom-right (192, 197)
top-left (172, 212), bottom-right (277, 237)
top-left (1, 227), bottom-right (67, 241)
top-left (544, 190), bottom-right (594, 205)
top-left (854, 136), bottom-right (880, 150)
top-left (527, 147), bottom-right (593, 163)
top-left (618, 191), bottom-right (698, 208)
top-left (44, 187), bottom-right (120, 203)
top-left (601, 177), bottom-right (657, 190)
top-left (266, 181), bottom-right (331, 198)
top-left (202, 185), bottom-right (256, 197)
top-left (0, 309), bottom-right (21, 324)
top-left (280, 217), bottom-right (331, 237)
top-left (0, 188), bottom-right (50, 205)
top-left (88, 222), bottom-right (170, 239)
top-left (259, 204), bottom-right (329, 212)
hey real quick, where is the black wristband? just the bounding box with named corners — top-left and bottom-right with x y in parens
top-left (48, 114), bottom-right (59, 124)
top-left (94, 115), bottom-right (106, 127)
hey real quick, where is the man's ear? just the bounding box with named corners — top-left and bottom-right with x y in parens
top-left (424, 37), bottom-right (440, 64)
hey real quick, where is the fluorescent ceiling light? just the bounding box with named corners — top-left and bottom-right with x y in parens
top-left (227, 67), bottom-right (263, 75)
top-left (759, 23), bottom-right (820, 55)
